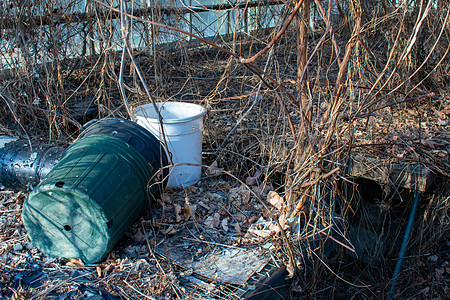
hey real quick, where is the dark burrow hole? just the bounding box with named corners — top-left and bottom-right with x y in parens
top-left (55, 181), bottom-right (65, 188)
top-left (107, 219), bottom-right (113, 229)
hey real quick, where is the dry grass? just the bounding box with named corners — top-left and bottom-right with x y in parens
top-left (1, 0), bottom-right (449, 299)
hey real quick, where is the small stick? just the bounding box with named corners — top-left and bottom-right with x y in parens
top-left (124, 280), bottom-right (156, 300)
top-left (240, 0), bottom-right (306, 63)
top-left (182, 237), bottom-right (243, 249)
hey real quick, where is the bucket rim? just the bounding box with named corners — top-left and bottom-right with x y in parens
top-left (134, 102), bottom-right (206, 124)
top-left (0, 135), bottom-right (19, 148)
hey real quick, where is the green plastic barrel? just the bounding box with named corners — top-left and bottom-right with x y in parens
top-left (22, 135), bottom-right (152, 263)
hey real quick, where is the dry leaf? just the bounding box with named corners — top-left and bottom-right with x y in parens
top-left (190, 204), bottom-right (197, 215)
top-left (132, 229), bottom-right (144, 242)
top-left (96, 265), bottom-right (102, 277)
top-left (268, 219), bottom-right (289, 234)
top-left (284, 78), bottom-right (296, 85)
top-left (235, 222), bottom-right (242, 235)
top-left (184, 204), bottom-right (197, 220)
top-left (256, 216), bottom-right (265, 223)
top-left (197, 201), bottom-right (210, 210)
top-left (204, 215), bottom-right (214, 228)
top-left (246, 216), bottom-right (257, 225)
top-left (245, 170), bottom-right (262, 186)
top-left (252, 183), bottom-right (273, 196)
top-left (163, 225), bottom-right (177, 235)
top-left (161, 193), bottom-right (172, 203)
top-left (415, 139), bottom-right (443, 149)
top-left (174, 204), bottom-right (182, 223)
top-left (205, 160), bottom-right (224, 177)
top-left (217, 182), bottom-right (232, 190)
top-left (286, 262), bottom-right (295, 278)
top-left (248, 228), bottom-right (273, 238)
top-left (221, 218), bottom-right (229, 232)
top-left (213, 212), bottom-right (221, 228)
top-left (229, 185), bottom-right (250, 207)
top-left (234, 212), bottom-right (246, 222)
top-left (66, 258), bottom-right (84, 267)
top-left (268, 222), bottom-right (280, 233)
top-left (245, 176), bottom-right (257, 186)
top-left (267, 191), bottom-right (285, 211)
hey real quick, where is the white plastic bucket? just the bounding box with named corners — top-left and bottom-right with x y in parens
top-left (0, 135), bottom-right (18, 148)
top-left (134, 102), bottom-right (206, 187)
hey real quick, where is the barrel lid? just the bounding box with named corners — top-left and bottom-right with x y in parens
top-left (22, 186), bottom-right (110, 263)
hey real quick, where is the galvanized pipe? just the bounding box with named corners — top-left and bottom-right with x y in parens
top-left (0, 136), bottom-right (65, 191)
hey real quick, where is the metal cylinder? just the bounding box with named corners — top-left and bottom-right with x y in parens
top-left (0, 136), bottom-right (65, 191)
